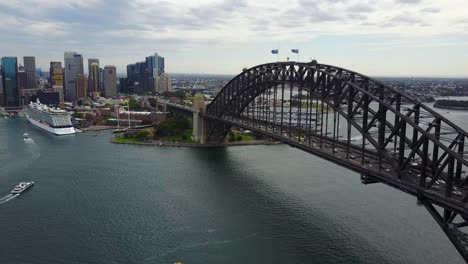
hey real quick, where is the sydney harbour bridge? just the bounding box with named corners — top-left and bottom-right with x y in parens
top-left (160, 61), bottom-right (468, 262)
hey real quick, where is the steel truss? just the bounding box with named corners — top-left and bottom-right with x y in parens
top-left (204, 61), bottom-right (468, 262)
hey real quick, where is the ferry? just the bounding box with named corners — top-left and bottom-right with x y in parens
top-left (25, 99), bottom-right (75, 135)
top-left (11, 182), bottom-right (34, 194)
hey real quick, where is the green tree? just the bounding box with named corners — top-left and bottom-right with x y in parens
top-left (154, 116), bottom-right (191, 137)
top-left (227, 131), bottom-right (235, 142)
top-left (128, 97), bottom-right (138, 110)
top-left (148, 97), bottom-right (157, 107)
top-left (123, 132), bottom-right (134, 139)
top-left (135, 130), bottom-right (150, 141)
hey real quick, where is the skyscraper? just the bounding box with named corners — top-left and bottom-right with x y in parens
top-left (23, 56), bottom-right (37, 89)
top-left (160, 73), bottom-right (172, 92)
top-left (90, 62), bottom-right (100, 96)
top-left (75, 74), bottom-right (87, 99)
top-left (64, 51), bottom-right (84, 101)
top-left (0, 70), bottom-right (4, 106)
top-left (88, 58), bottom-right (99, 92)
top-left (151, 53), bottom-right (165, 78)
top-left (17, 65), bottom-right (27, 91)
top-left (126, 52), bottom-right (166, 94)
top-left (103, 65), bottom-right (117, 98)
top-left (1, 57), bottom-right (19, 106)
top-left (50, 62), bottom-right (64, 103)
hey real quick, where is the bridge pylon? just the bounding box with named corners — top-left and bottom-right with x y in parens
top-left (192, 93), bottom-right (206, 144)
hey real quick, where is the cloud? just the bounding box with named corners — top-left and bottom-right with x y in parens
top-left (420, 7), bottom-right (441, 13)
top-left (395, 0), bottom-right (423, 4)
top-left (0, 0), bottom-right (466, 76)
top-left (388, 13), bottom-right (423, 25)
top-left (347, 2), bottom-right (376, 13)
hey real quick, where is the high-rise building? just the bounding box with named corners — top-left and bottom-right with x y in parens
top-left (1, 57), bottom-right (19, 106)
top-left (75, 74), bottom-right (87, 99)
top-left (17, 65), bottom-right (27, 91)
top-left (126, 52), bottom-right (165, 95)
top-left (150, 53), bottom-right (165, 78)
top-left (64, 51), bottom-right (84, 101)
top-left (36, 68), bottom-right (43, 79)
top-left (99, 68), bottom-right (105, 95)
top-left (50, 61), bottom-right (64, 103)
top-left (0, 71), bottom-right (4, 106)
top-left (160, 73), bottom-right (172, 92)
top-left (119, 78), bottom-right (128, 94)
top-left (155, 73), bottom-right (172, 93)
top-left (23, 56), bottom-right (37, 89)
top-left (103, 65), bottom-right (117, 98)
top-left (154, 76), bottom-right (160, 93)
top-left (90, 62), bottom-right (100, 95)
top-left (52, 86), bottom-right (64, 103)
top-left (88, 58), bottom-right (99, 92)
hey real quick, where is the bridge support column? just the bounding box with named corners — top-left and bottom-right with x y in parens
top-left (156, 100), bottom-right (167, 113)
top-left (193, 94), bottom-right (206, 144)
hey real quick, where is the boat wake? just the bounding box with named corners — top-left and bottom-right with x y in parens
top-left (0, 193), bottom-right (20, 204)
top-left (24, 138), bottom-right (34, 143)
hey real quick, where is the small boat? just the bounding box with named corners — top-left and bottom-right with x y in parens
top-left (23, 133), bottom-right (30, 139)
top-left (11, 181), bottom-right (35, 194)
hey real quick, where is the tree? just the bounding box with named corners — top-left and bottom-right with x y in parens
top-left (227, 131), bottom-right (235, 142)
top-left (148, 97), bottom-right (157, 107)
top-left (128, 97), bottom-right (138, 110)
top-left (135, 130), bottom-right (150, 141)
top-left (154, 115), bottom-right (191, 138)
top-left (236, 135), bottom-right (243, 141)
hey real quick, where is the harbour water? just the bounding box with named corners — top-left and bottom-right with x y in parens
top-left (0, 115), bottom-right (467, 263)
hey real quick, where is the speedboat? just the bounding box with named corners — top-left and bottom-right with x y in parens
top-left (11, 182), bottom-right (35, 194)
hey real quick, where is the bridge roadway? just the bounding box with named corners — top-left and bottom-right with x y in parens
top-left (204, 114), bottom-right (468, 217)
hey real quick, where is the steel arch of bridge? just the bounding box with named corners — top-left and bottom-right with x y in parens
top-left (203, 61), bottom-right (468, 262)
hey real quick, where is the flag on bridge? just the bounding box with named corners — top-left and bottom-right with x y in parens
top-left (291, 49), bottom-right (299, 54)
top-left (271, 49), bottom-right (279, 54)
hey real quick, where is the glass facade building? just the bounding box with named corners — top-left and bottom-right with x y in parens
top-left (1, 57), bottom-right (19, 106)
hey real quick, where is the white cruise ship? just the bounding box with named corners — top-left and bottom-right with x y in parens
top-left (25, 99), bottom-right (75, 135)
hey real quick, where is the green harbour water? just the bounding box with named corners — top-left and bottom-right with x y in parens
top-left (0, 116), bottom-right (466, 264)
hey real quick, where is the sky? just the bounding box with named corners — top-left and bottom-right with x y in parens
top-left (0, 0), bottom-right (467, 77)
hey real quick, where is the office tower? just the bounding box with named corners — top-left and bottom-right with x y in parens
top-left (103, 65), bottom-right (117, 98)
top-left (154, 73), bottom-right (172, 93)
top-left (17, 65), bottom-right (27, 91)
top-left (64, 51), bottom-right (84, 101)
top-left (159, 73), bottom-right (172, 92)
top-left (1, 57), bottom-right (19, 106)
top-left (154, 76), bottom-right (161, 93)
top-left (52, 86), bottom-right (64, 103)
top-left (36, 68), bottom-right (43, 79)
top-left (119, 78), bottom-right (128, 94)
top-left (126, 52), bottom-right (166, 95)
top-left (50, 62), bottom-right (64, 102)
top-left (0, 71), bottom-right (3, 106)
top-left (23, 56), bottom-right (37, 89)
top-left (150, 53), bottom-right (165, 78)
top-left (90, 62), bottom-right (100, 95)
top-left (99, 67), bottom-right (104, 95)
top-left (88, 58), bottom-right (99, 91)
top-left (75, 74), bottom-right (87, 99)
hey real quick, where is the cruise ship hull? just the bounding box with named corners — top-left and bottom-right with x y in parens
top-left (26, 115), bottom-right (75, 135)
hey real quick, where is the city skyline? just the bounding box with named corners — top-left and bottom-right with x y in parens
top-left (0, 0), bottom-right (467, 77)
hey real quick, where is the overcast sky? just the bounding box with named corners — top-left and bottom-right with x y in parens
top-left (0, 0), bottom-right (467, 76)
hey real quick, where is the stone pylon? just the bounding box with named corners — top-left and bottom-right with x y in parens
top-left (192, 93), bottom-right (206, 144)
